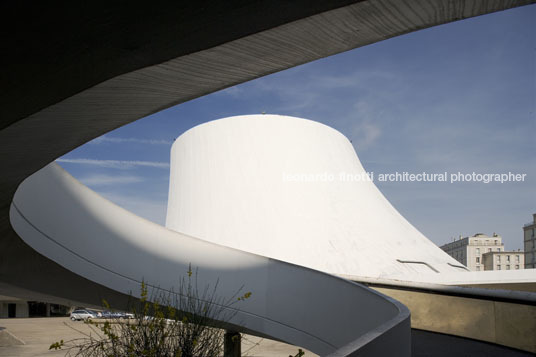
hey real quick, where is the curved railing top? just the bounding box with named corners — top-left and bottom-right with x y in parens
top-left (10, 163), bottom-right (410, 356)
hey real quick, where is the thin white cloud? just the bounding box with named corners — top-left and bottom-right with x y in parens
top-left (79, 174), bottom-right (144, 186)
top-left (351, 122), bottom-right (381, 149)
top-left (89, 136), bottom-right (172, 145)
top-left (56, 158), bottom-right (169, 169)
top-left (345, 100), bottom-right (383, 150)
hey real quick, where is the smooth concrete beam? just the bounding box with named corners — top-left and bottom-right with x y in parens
top-left (494, 301), bottom-right (536, 353)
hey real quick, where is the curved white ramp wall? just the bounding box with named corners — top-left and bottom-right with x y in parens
top-left (10, 163), bottom-right (410, 356)
top-left (167, 115), bottom-right (464, 278)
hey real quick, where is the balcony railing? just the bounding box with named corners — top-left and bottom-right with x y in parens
top-left (468, 242), bottom-right (504, 246)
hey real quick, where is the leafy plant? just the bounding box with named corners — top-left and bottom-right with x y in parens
top-left (51, 265), bottom-right (251, 357)
top-left (290, 348), bottom-right (305, 357)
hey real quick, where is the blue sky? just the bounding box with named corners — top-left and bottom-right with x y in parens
top-left (58, 5), bottom-right (535, 250)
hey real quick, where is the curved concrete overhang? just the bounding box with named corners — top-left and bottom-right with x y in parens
top-left (1, 1), bottom-right (533, 208)
top-left (0, 1), bottom-right (534, 355)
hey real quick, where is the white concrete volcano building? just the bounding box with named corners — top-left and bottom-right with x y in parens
top-left (166, 114), bottom-right (466, 279)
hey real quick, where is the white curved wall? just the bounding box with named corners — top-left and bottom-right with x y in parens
top-left (166, 115), bottom-right (465, 279)
top-left (10, 163), bottom-right (410, 356)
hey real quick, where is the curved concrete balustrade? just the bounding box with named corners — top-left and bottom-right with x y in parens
top-left (10, 163), bottom-right (410, 356)
top-left (340, 275), bottom-right (536, 353)
top-left (371, 285), bottom-right (535, 353)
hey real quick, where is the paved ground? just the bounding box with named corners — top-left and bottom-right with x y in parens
top-left (0, 317), bottom-right (318, 357)
top-left (3, 318), bottom-right (532, 356)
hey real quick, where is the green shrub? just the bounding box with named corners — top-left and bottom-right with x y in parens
top-left (51, 265), bottom-right (251, 357)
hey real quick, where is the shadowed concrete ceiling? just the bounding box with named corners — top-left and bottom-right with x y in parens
top-left (0, 0), bottom-right (533, 306)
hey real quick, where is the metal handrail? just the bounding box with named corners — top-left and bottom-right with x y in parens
top-left (396, 259), bottom-right (439, 273)
top-left (448, 263), bottom-right (470, 271)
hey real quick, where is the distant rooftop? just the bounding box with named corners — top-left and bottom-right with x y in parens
top-left (471, 232), bottom-right (501, 239)
top-left (524, 213), bottom-right (536, 227)
top-left (441, 232), bottom-right (503, 248)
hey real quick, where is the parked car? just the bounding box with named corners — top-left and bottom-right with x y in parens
top-left (70, 309), bottom-right (96, 321)
top-left (88, 309), bottom-right (102, 317)
top-left (99, 310), bottom-right (115, 319)
top-left (100, 310), bottom-right (134, 319)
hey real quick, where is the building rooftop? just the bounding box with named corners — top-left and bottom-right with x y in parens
top-left (440, 233), bottom-right (503, 248)
top-left (524, 213), bottom-right (536, 227)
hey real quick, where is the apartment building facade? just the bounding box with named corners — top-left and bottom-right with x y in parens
top-left (524, 213), bottom-right (536, 269)
top-left (440, 233), bottom-right (504, 271)
top-left (482, 251), bottom-right (524, 271)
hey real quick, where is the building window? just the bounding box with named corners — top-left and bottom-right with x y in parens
top-left (494, 240), bottom-right (498, 245)
top-left (476, 248), bottom-right (480, 255)
top-left (497, 265), bottom-right (501, 270)
top-left (497, 248), bottom-right (501, 252)
top-left (497, 255), bottom-right (501, 263)
top-left (488, 248), bottom-right (492, 252)
top-left (506, 265), bottom-right (510, 270)
top-left (476, 257), bottom-right (480, 263)
top-left (476, 266), bottom-right (480, 271)
top-left (506, 255), bottom-right (510, 262)
top-left (516, 265), bottom-right (519, 269)
top-left (516, 255), bottom-right (520, 263)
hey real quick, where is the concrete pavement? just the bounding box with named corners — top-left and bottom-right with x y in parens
top-left (0, 317), bottom-right (317, 357)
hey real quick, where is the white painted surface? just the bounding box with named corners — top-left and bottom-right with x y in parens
top-left (10, 163), bottom-right (410, 356)
top-left (391, 269), bottom-right (536, 286)
top-left (166, 115), bottom-right (465, 280)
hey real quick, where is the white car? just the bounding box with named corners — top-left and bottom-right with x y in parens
top-left (70, 309), bottom-right (96, 321)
